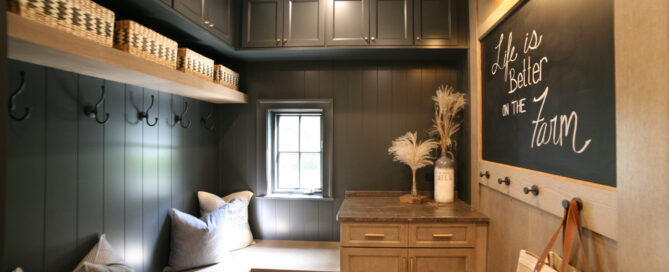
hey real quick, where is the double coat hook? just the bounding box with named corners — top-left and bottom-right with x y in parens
top-left (9, 71), bottom-right (31, 121)
top-left (138, 95), bottom-right (158, 126)
top-left (83, 85), bottom-right (110, 124)
top-left (201, 111), bottom-right (215, 131)
top-left (173, 101), bottom-right (191, 128)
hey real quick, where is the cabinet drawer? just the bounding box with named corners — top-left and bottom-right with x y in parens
top-left (341, 223), bottom-right (408, 247)
top-left (409, 223), bottom-right (475, 247)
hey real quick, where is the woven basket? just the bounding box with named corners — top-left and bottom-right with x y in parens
top-left (214, 64), bottom-right (239, 90)
top-left (8, 0), bottom-right (115, 46)
top-left (113, 20), bottom-right (178, 69)
top-left (177, 48), bottom-right (214, 80)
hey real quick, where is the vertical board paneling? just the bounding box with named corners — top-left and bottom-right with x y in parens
top-left (125, 85), bottom-right (144, 271)
top-left (5, 61), bottom-right (46, 271)
top-left (219, 61), bottom-right (464, 241)
top-left (142, 89), bottom-right (159, 272)
top-left (4, 61), bottom-right (220, 271)
top-left (103, 80), bottom-right (126, 258)
top-left (77, 75), bottom-right (105, 257)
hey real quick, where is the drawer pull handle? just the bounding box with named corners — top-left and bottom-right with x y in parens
top-left (364, 233), bottom-right (385, 238)
top-left (433, 233), bottom-right (454, 238)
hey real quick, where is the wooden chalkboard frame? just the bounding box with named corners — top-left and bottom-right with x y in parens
top-left (470, 0), bottom-right (618, 240)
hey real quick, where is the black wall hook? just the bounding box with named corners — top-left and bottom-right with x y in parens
top-left (523, 185), bottom-right (539, 196)
top-left (173, 101), bottom-right (191, 128)
top-left (497, 177), bottom-right (511, 186)
top-left (562, 197), bottom-right (583, 211)
top-left (9, 71), bottom-right (31, 121)
top-left (84, 85), bottom-right (110, 124)
top-left (479, 171), bottom-right (490, 179)
top-left (201, 112), bottom-right (215, 131)
top-left (138, 95), bottom-right (158, 126)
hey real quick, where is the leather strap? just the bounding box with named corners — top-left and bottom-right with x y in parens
top-left (533, 200), bottom-right (589, 272)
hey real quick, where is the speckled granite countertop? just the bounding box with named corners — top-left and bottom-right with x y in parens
top-left (336, 191), bottom-right (490, 223)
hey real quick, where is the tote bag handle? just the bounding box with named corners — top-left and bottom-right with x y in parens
top-left (533, 200), bottom-right (589, 272)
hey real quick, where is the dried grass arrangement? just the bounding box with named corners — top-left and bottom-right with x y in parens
top-left (430, 85), bottom-right (467, 155)
top-left (388, 131), bottom-right (438, 201)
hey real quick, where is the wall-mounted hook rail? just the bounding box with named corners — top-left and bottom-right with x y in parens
top-left (562, 197), bottom-right (583, 211)
top-left (9, 71), bottom-right (31, 121)
top-left (497, 177), bottom-right (511, 186)
top-left (523, 185), bottom-right (539, 196)
top-left (479, 171), bottom-right (490, 179)
top-left (138, 95), bottom-right (158, 127)
top-left (173, 101), bottom-right (191, 128)
top-left (83, 85), bottom-right (110, 124)
top-left (201, 111), bottom-right (215, 131)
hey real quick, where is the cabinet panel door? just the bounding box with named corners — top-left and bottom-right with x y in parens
top-left (242, 0), bottom-right (283, 47)
top-left (414, 0), bottom-right (461, 46)
top-left (409, 248), bottom-right (473, 272)
top-left (341, 248), bottom-right (407, 272)
top-left (326, 0), bottom-right (370, 46)
top-left (283, 0), bottom-right (326, 47)
top-left (174, 0), bottom-right (204, 24)
top-left (206, 0), bottom-right (234, 44)
top-left (370, 0), bottom-right (412, 45)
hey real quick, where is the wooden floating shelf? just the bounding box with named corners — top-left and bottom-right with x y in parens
top-left (6, 12), bottom-right (247, 104)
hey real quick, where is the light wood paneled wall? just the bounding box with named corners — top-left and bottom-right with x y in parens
top-left (217, 60), bottom-right (466, 241)
top-left (2, 60), bottom-right (219, 272)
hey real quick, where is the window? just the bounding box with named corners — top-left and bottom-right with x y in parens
top-left (257, 100), bottom-right (333, 198)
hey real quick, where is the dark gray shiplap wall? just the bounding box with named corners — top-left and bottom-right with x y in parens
top-left (0, 4), bottom-right (8, 267)
top-left (217, 60), bottom-right (468, 241)
top-left (2, 60), bottom-right (219, 272)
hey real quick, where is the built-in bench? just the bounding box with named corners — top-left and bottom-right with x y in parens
top-left (184, 240), bottom-right (340, 272)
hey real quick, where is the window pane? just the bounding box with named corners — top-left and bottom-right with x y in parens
top-left (300, 153), bottom-right (322, 190)
top-left (300, 116), bottom-right (321, 152)
top-left (278, 153), bottom-right (299, 189)
top-left (278, 116), bottom-right (299, 152)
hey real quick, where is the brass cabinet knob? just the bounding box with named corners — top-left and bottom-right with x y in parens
top-left (371, 36), bottom-right (375, 41)
top-left (283, 38), bottom-right (288, 42)
top-left (363, 36), bottom-right (369, 41)
top-left (276, 38), bottom-right (281, 43)
top-left (416, 36), bottom-right (421, 41)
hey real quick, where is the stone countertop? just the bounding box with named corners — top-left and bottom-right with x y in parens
top-left (336, 191), bottom-right (490, 223)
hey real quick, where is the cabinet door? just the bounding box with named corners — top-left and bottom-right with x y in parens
top-left (413, 0), bottom-right (461, 46)
top-left (408, 248), bottom-right (473, 272)
top-left (242, 0), bottom-right (284, 47)
top-left (174, 0), bottom-right (205, 24)
top-left (326, 0), bottom-right (370, 46)
top-left (370, 0), bottom-right (412, 45)
top-left (282, 0), bottom-right (326, 47)
top-left (341, 248), bottom-right (407, 272)
top-left (206, 0), bottom-right (234, 44)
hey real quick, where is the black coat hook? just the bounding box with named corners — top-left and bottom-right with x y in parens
top-left (173, 101), bottom-right (191, 128)
top-left (497, 177), bottom-right (511, 186)
top-left (138, 95), bottom-right (158, 126)
top-left (562, 197), bottom-right (583, 211)
top-left (9, 71), bottom-right (31, 121)
top-left (479, 171), bottom-right (490, 179)
top-left (83, 85), bottom-right (110, 124)
top-left (523, 185), bottom-right (539, 196)
top-left (201, 112), bottom-right (215, 131)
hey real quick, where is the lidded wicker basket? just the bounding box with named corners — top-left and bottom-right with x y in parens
top-left (8, 0), bottom-right (115, 46)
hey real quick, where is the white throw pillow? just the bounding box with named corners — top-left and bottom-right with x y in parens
top-left (168, 207), bottom-right (230, 271)
top-left (73, 234), bottom-right (133, 272)
top-left (197, 191), bottom-right (254, 250)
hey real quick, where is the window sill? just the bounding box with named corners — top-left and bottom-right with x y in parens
top-left (257, 193), bottom-right (334, 201)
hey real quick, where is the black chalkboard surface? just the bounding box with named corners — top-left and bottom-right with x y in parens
top-left (481, 0), bottom-right (616, 187)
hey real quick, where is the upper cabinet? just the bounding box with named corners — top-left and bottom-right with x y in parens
top-left (242, 0), bottom-right (326, 48)
top-left (414, 0), bottom-right (464, 46)
top-left (174, 0), bottom-right (235, 45)
top-left (327, 0), bottom-right (412, 46)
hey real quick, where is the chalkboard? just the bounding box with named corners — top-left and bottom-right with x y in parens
top-left (481, 0), bottom-right (616, 187)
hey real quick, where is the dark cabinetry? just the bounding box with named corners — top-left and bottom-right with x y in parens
top-left (413, 0), bottom-right (464, 46)
top-left (242, 0), bottom-right (326, 47)
top-left (326, 0), bottom-right (412, 46)
top-left (174, 0), bottom-right (235, 45)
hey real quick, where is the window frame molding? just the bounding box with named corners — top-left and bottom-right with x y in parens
top-left (256, 99), bottom-right (334, 199)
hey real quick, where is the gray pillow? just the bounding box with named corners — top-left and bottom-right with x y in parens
top-left (168, 206), bottom-right (230, 271)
